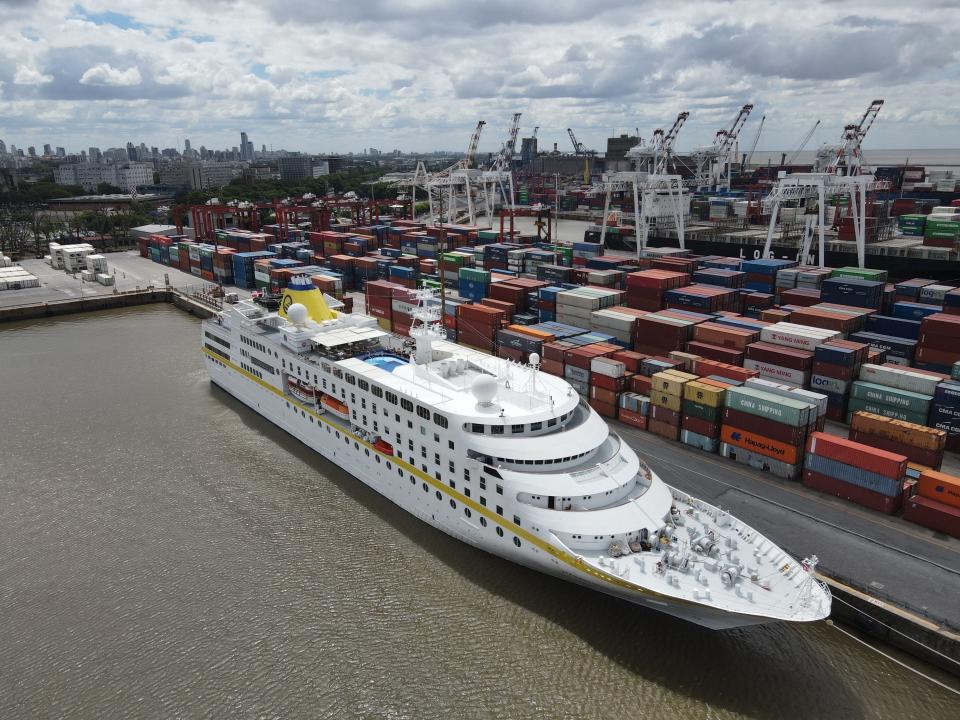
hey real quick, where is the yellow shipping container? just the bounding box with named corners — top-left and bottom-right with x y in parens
top-left (651, 391), bottom-right (683, 412)
top-left (684, 380), bottom-right (726, 408)
top-left (652, 370), bottom-right (698, 397)
top-left (668, 351), bottom-right (700, 372)
top-left (850, 411), bottom-right (946, 452)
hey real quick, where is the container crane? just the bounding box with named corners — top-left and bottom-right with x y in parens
top-left (814, 100), bottom-right (883, 175)
top-left (691, 103), bottom-right (753, 190)
top-left (625, 112), bottom-right (689, 175)
top-left (740, 114), bottom-right (765, 172)
top-left (491, 113), bottom-right (522, 171)
top-left (782, 119), bottom-right (820, 165)
top-left (567, 128), bottom-right (586, 155)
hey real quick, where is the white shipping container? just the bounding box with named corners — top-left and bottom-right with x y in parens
top-left (745, 377), bottom-right (827, 417)
top-left (760, 322), bottom-right (839, 352)
top-left (97, 273), bottom-right (115, 286)
top-left (590, 357), bottom-right (625, 378)
top-left (918, 284), bottom-right (955, 302)
top-left (743, 360), bottom-right (809, 387)
top-left (858, 363), bottom-right (942, 396)
top-left (810, 374), bottom-right (849, 395)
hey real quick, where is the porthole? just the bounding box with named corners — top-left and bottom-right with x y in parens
top-left (386, 462), bottom-right (392, 470)
top-left (449, 499), bottom-right (456, 509)
top-left (435, 491), bottom-right (442, 500)
top-left (365, 448), bottom-right (370, 456)
top-left (480, 517), bottom-right (487, 527)
top-left (464, 508), bottom-right (472, 518)
top-left (422, 483), bottom-right (428, 492)
top-left (496, 526), bottom-right (504, 537)
top-left (344, 436), bottom-right (349, 445)
top-left (335, 431), bottom-right (340, 439)
top-left (375, 455), bottom-right (380, 463)
top-left (354, 442), bottom-right (359, 450)
top-left (410, 476), bottom-right (415, 485)
top-left (513, 537), bottom-right (521, 548)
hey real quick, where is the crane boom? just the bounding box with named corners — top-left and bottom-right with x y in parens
top-left (715, 104), bottom-right (753, 155)
top-left (741, 114), bottom-right (765, 170)
top-left (567, 128), bottom-right (585, 155)
top-left (464, 120), bottom-right (486, 169)
top-left (492, 113), bottom-right (522, 171)
top-left (828, 99), bottom-right (882, 174)
top-left (786, 119), bottom-right (820, 165)
top-left (656, 112), bottom-right (689, 174)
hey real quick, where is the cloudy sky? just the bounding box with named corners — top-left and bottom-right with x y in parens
top-left (1, 0), bottom-right (958, 155)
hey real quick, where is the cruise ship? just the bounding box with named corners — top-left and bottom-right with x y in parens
top-left (201, 276), bottom-right (832, 630)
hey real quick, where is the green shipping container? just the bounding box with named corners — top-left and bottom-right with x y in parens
top-left (849, 381), bottom-right (932, 416)
top-left (846, 397), bottom-right (928, 426)
top-left (830, 266), bottom-right (888, 283)
top-left (683, 400), bottom-right (720, 423)
top-left (724, 387), bottom-right (817, 428)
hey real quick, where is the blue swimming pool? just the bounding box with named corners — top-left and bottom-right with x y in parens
top-left (363, 354), bottom-right (409, 373)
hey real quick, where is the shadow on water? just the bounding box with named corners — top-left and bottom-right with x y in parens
top-left (209, 384), bottom-right (864, 720)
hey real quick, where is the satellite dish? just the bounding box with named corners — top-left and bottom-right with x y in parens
top-left (287, 303), bottom-right (308, 327)
top-left (471, 375), bottom-right (498, 406)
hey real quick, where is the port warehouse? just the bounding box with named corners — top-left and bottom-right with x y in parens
top-left (132, 212), bottom-right (960, 537)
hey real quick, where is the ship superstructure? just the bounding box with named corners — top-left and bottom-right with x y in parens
top-left (201, 275), bottom-right (831, 629)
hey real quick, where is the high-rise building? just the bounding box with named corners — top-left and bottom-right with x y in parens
top-left (277, 155), bottom-right (314, 181)
top-left (126, 142), bottom-right (137, 160)
top-left (261, 144), bottom-right (267, 154)
top-left (0, 139), bottom-right (6, 155)
top-left (184, 139), bottom-right (192, 155)
top-left (88, 147), bottom-right (102, 163)
top-left (43, 144), bottom-right (53, 156)
top-left (28, 146), bottom-right (36, 157)
top-left (240, 131), bottom-right (251, 161)
top-left (56, 147), bottom-right (65, 157)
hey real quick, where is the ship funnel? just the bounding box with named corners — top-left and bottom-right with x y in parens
top-left (280, 275), bottom-right (337, 323)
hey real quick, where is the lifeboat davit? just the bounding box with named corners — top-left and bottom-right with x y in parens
top-left (287, 377), bottom-right (318, 403)
top-left (321, 394), bottom-right (350, 419)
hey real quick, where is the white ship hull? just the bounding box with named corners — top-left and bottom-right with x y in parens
top-left (204, 352), bottom-right (807, 630)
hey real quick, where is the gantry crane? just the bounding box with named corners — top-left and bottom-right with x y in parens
top-left (691, 103), bottom-right (753, 190)
top-left (782, 119), bottom-right (821, 165)
top-left (567, 128), bottom-right (586, 155)
top-left (625, 111), bottom-right (689, 175)
top-left (740, 114), bottom-right (765, 172)
top-left (815, 100), bottom-right (883, 175)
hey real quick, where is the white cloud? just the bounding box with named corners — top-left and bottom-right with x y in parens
top-left (13, 64), bottom-right (53, 84)
top-left (79, 63), bottom-right (143, 87)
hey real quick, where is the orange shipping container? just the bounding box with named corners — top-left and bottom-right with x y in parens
top-left (720, 425), bottom-right (802, 464)
top-left (916, 470), bottom-right (960, 510)
top-left (849, 411), bottom-right (946, 452)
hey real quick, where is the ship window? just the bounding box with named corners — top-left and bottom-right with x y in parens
top-left (496, 505), bottom-right (503, 516)
top-left (408, 420), bottom-right (413, 429)
top-left (326, 426), bottom-right (330, 433)
top-left (471, 423), bottom-right (483, 433)
top-left (346, 374), bottom-right (356, 386)
top-left (434, 453), bottom-right (440, 464)
top-left (375, 455), bottom-right (380, 463)
top-left (374, 421), bottom-right (379, 432)
top-left (531, 422), bottom-right (542, 431)
top-left (478, 477), bottom-right (484, 489)
top-left (548, 418), bottom-right (556, 427)
top-left (372, 386), bottom-right (383, 398)
top-left (491, 425), bottom-right (504, 435)
top-left (448, 440), bottom-right (455, 450)
top-left (410, 476), bottom-right (415, 484)
top-left (535, 460), bottom-right (543, 466)
top-left (310, 416), bottom-right (314, 423)
top-left (496, 484), bottom-right (503, 495)
top-left (408, 440), bottom-right (414, 451)
top-left (480, 497), bottom-right (487, 507)
top-left (513, 515), bottom-right (521, 526)
top-left (496, 527), bottom-right (504, 537)
top-left (333, 368), bottom-right (343, 379)
top-left (464, 508), bottom-right (472, 518)
top-left (351, 393), bottom-right (355, 404)
top-left (449, 499), bottom-right (456, 509)
top-left (480, 517), bottom-right (487, 527)
top-left (386, 391), bottom-right (397, 405)
top-left (386, 462), bottom-right (392, 470)
top-left (358, 379), bottom-right (369, 391)
top-left (448, 461), bottom-right (455, 472)
top-left (449, 479), bottom-right (456, 489)
top-left (416, 405), bottom-right (430, 420)
top-left (513, 537), bottom-right (521, 548)
top-left (401, 399), bottom-right (413, 411)
top-left (361, 399), bottom-right (366, 409)
top-left (423, 483), bottom-right (428, 491)
top-left (321, 362), bottom-right (331, 372)
top-left (433, 413), bottom-right (448, 429)
top-left (282, 359), bottom-right (286, 369)
top-left (421, 447), bottom-right (426, 458)
top-left (364, 448), bottom-right (369, 456)
top-left (464, 487), bottom-right (470, 498)
top-left (323, 379), bottom-right (328, 389)
top-left (512, 424), bottom-right (524, 434)
top-left (433, 432), bottom-right (439, 443)
top-left (435, 491), bottom-right (442, 500)
top-left (345, 436), bottom-right (349, 445)
top-left (362, 415), bottom-right (367, 425)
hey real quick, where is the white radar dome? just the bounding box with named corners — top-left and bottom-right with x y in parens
top-left (287, 303), bottom-right (309, 326)
top-left (471, 375), bottom-right (498, 405)
top-left (529, 352), bottom-right (540, 366)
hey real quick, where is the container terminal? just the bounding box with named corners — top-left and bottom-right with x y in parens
top-left (2, 107), bottom-right (960, 675)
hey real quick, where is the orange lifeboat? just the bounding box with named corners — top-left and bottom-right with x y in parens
top-left (320, 394), bottom-right (350, 419)
top-left (373, 438), bottom-right (394, 456)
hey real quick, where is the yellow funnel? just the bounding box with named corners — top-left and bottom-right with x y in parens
top-left (279, 275), bottom-right (337, 323)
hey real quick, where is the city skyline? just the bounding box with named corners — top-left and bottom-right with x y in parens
top-left (1, 1), bottom-right (959, 155)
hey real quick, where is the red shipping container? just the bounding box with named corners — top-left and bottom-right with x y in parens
top-left (848, 430), bottom-right (943, 470)
top-left (612, 350), bottom-right (647, 373)
top-left (543, 341), bottom-right (573, 363)
top-left (618, 409), bottom-right (648, 430)
top-left (902, 495), bottom-right (960, 538)
top-left (802, 470), bottom-right (903, 514)
top-left (722, 408), bottom-right (807, 445)
top-left (541, 358), bottom-right (564, 376)
top-left (650, 405), bottom-right (680, 426)
top-left (692, 359), bottom-right (758, 383)
top-left (591, 373), bottom-right (626, 392)
top-left (630, 374), bottom-right (653, 395)
top-left (589, 398), bottom-right (618, 418)
top-left (685, 341), bottom-right (745, 366)
top-left (806, 432), bottom-right (907, 479)
top-left (811, 360), bottom-right (855, 381)
top-left (745, 342), bottom-right (814, 371)
top-left (681, 415), bottom-right (719, 438)
top-left (692, 322), bottom-right (759, 350)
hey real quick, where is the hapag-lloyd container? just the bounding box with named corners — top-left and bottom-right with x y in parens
top-left (725, 386), bottom-right (817, 427)
top-left (760, 322), bottom-right (840, 352)
top-left (719, 442), bottom-right (801, 479)
top-left (858, 363), bottom-right (943, 396)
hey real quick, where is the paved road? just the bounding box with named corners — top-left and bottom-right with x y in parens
top-left (613, 419), bottom-right (960, 628)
